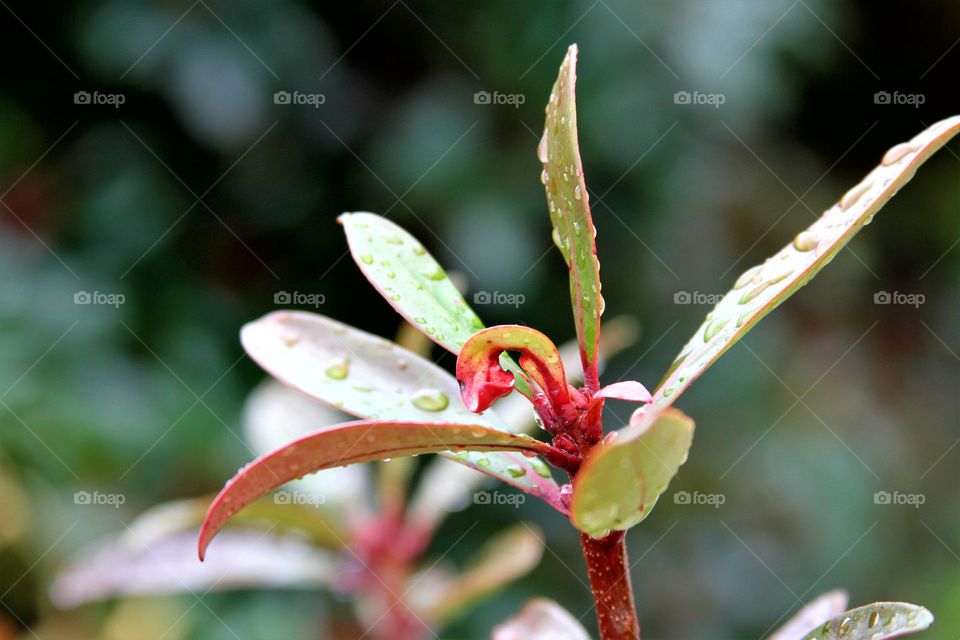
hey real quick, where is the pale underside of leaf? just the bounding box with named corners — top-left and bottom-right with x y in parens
top-left (540, 44), bottom-right (603, 387)
top-left (52, 530), bottom-right (333, 609)
top-left (339, 212), bottom-right (485, 354)
top-left (198, 420), bottom-right (559, 559)
top-left (424, 523), bottom-right (545, 623)
top-left (492, 598), bottom-right (591, 640)
top-left (654, 115), bottom-right (960, 411)
top-left (770, 590), bottom-right (849, 640)
top-left (571, 407), bottom-right (694, 537)
top-left (798, 601), bottom-right (933, 640)
top-left (240, 311), bottom-right (563, 507)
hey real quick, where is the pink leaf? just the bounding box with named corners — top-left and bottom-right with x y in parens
top-left (198, 420), bottom-right (562, 560)
top-left (594, 381), bottom-right (652, 403)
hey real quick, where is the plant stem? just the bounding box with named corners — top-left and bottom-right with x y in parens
top-left (580, 531), bottom-right (639, 640)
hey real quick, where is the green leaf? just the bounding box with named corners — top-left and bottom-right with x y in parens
top-left (654, 115), bottom-right (960, 410)
top-left (241, 312), bottom-right (564, 507)
top-left (539, 44), bottom-right (603, 387)
top-left (339, 212), bottom-right (485, 354)
top-left (798, 601), bottom-right (933, 640)
top-left (571, 407), bottom-right (694, 537)
top-left (199, 419), bottom-right (561, 559)
top-left (426, 523), bottom-right (545, 623)
top-left (770, 590), bottom-right (849, 640)
top-left (493, 598), bottom-right (591, 640)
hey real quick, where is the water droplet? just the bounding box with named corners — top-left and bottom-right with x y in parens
top-left (551, 227), bottom-right (563, 250)
top-left (360, 254), bottom-right (374, 265)
top-left (411, 389), bottom-right (449, 412)
top-left (792, 230), bottom-right (819, 252)
top-left (733, 265), bottom-right (762, 290)
top-left (414, 317), bottom-right (426, 324)
top-left (537, 132), bottom-right (549, 163)
top-left (735, 312), bottom-right (751, 328)
top-left (574, 185), bottom-right (582, 200)
top-left (476, 457), bottom-right (491, 468)
top-left (413, 245), bottom-right (426, 256)
top-left (882, 141), bottom-right (918, 166)
top-left (703, 317), bottom-right (730, 342)
top-left (868, 611), bottom-right (879, 628)
top-left (840, 180), bottom-right (870, 210)
top-left (507, 465), bottom-right (527, 478)
top-left (470, 427), bottom-right (486, 438)
top-left (530, 458), bottom-right (551, 478)
top-left (663, 386), bottom-right (675, 398)
top-left (385, 236), bottom-right (403, 245)
top-left (324, 357), bottom-right (350, 380)
top-left (385, 271), bottom-right (396, 279)
top-left (540, 169), bottom-right (549, 185)
top-left (425, 267), bottom-right (445, 281)
top-left (390, 294), bottom-right (401, 301)
top-left (837, 616), bottom-right (853, 638)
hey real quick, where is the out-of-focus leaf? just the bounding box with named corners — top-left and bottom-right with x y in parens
top-left (0, 468), bottom-right (29, 547)
top-left (797, 602), bottom-right (933, 640)
top-left (654, 115), bottom-right (960, 411)
top-left (240, 311), bottom-right (563, 507)
top-left (199, 420), bottom-right (565, 559)
top-left (339, 212), bottom-right (485, 354)
top-left (539, 44), bottom-right (602, 389)
top-left (492, 598), bottom-right (591, 640)
top-left (770, 590), bottom-right (849, 640)
top-left (52, 531), bottom-right (334, 608)
top-left (457, 325), bottom-right (569, 413)
top-left (244, 379), bottom-right (371, 518)
top-left (571, 408), bottom-right (694, 537)
top-left (425, 523), bottom-right (545, 624)
top-left (125, 494), bottom-right (346, 552)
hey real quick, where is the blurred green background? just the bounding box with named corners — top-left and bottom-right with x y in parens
top-left (0, 0), bottom-right (958, 638)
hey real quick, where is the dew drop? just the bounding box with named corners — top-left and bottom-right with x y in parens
top-left (411, 388), bottom-right (449, 412)
top-left (733, 264), bottom-right (763, 290)
top-left (540, 169), bottom-right (549, 185)
top-left (840, 181), bottom-right (870, 210)
top-left (574, 185), bottom-right (582, 200)
top-left (792, 230), bottom-right (819, 252)
top-left (537, 133), bottom-right (549, 163)
top-left (551, 226), bottom-right (563, 250)
top-left (476, 457), bottom-right (491, 468)
top-left (882, 141), bottom-right (918, 166)
top-left (868, 611), bottom-right (879, 628)
top-left (530, 458), bottom-right (551, 478)
top-left (703, 317), bottom-right (730, 342)
top-left (507, 465), bottom-right (527, 478)
top-left (389, 294), bottom-right (401, 301)
top-left (324, 357), bottom-right (350, 380)
top-left (360, 254), bottom-right (374, 265)
top-left (413, 245), bottom-right (426, 256)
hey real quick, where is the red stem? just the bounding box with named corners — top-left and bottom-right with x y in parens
top-left (580, 531), bottom-right (639, 640)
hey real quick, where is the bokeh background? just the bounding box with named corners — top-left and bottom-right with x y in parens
top-left (1, 1), bottom-right (958, 638)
